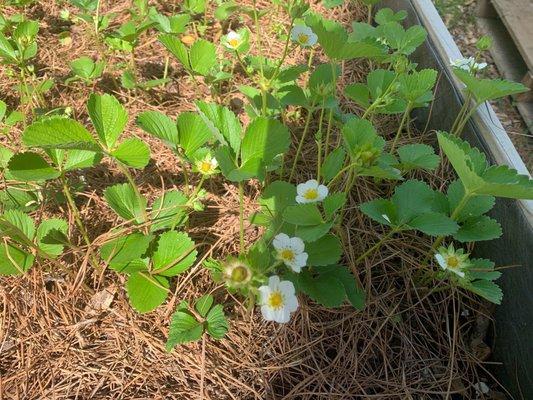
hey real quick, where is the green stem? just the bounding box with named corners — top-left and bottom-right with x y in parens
top-left (450, 92), bottom-right (471, 134)
top-left (163, 55), bottom-right (170, 81)
top-left (355, 228), bottom-right (398, 265)
top-left (60, 176), bottom-right (100, 271)
top-left (268, 13), bottom-right (296, 86)
top-left (289, 106), bottom-right (314, 182)
top-left (315, 106), bottom-right (326, 181)
top-left (367, 4), bottom-right (373, 24)
top-left (238, 181), bottom-right (245, 254)
top-left (94, 0), bottom-right (101, 38)
top-left (189, 175), bottom-right (206, 203)
top-left (323, 62), bottom-right (338, 161)
top-left (390, 102), bottom-right (412, 153)
top-left (452, 103), bottom-right (480, 136)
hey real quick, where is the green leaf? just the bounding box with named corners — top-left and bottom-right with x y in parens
top-left (7, 152), bottom-right (60, 181)
top-left (110, 138), bottom-right (151, 169)
top-left (23, 117), bottom-right (100, 151)
top-left (465, 279), bottom-right (502, 304)
top-left (447, 180), bottom-right (495, 222)
top-left (136, 111), bottom-right (179, 148)
top-left (150, 190), bottom-right (188, 231)
top-left (152, 231), bottom-right (197, 277)
top-left (375, 8), bottom-right (407, 25)
top-left (344, 83), bottom-right (370, 108)
top-left (177, 112), bottom-right (212, 158)
top-left (195, 294), bottom-right (214, 318)
top-left (408, 212), bottom-right (459, 236)
top-left (166, 309), bottom-right (203, 350)
top-left (100, 232), bottom-right (152, 268)
top-left (342, 117), bottom-right (384, 155)
top-left (321, 148), bottom-right (346, 183)
top-left (295, 221), bottom-right (333, 242)
top-left (239, 117), bottom-right (290, 176)
top-left (306, 234), bottom-right (342, 266)
top-left (397, 144), bottom-right (439, 171)
top-left (159, 34), bottom-right (189, 68)
top-left (36, 218), bottom-right (68, 258)
top-left (0, 243), bottom-right (34, 275)
top-left (359, 198), bottom-right (397, 226)
top-left (206, 304), bottom-right (229, 339)
top-left (392, 179), bottom-right (438, 223)
top-left (437, 132), bottom-right (533, 199)
top-left (196, 101), bottom-right (242, 153)
top-left (0, 209), bottom-right (36, 244)
top-left (104, 183), bottom-right (147, 224)
top-left (87, 93), bottom-right (128, 149)
top-left (283, 204), bottom-right (323, 226)
top-left (398, 69), bottom-right (437, 105)
top-left (454, 69), bottom-right (528, 103)
top-left (454, 215), bottom-right (502, 242)
top-left (63, 150), bottom-right (102, 171)
top-left (323, 192), bottom-right (347, 220)
top-left (189, 39), bottom-right (217, 76)
top-left (126, 272), bottom-right (169, 313)
top-left (298, 269), bottom-right (346, 307)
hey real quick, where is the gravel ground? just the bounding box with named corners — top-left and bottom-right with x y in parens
top-left (434, 0), bottom-right (532, 171)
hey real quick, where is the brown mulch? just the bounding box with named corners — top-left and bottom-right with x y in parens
top-left (0, 1), bottom-right (508, 399)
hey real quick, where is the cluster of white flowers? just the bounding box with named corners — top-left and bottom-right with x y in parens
top-left (290, 25), bottom-right (317, 47)
top-left (450, 57), bottom-right (487, 73)
top-left (259, 179), bottom-right (329, 324)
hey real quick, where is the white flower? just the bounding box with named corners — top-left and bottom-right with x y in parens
top-left (450, 57), bottom-right (487, 72)
top-left (296, 179), bottom-right (328, 203)
top-left (434, 244), bottom-right (470, 278)
top-left (290, 25), bottom-right (317, 47)
top-left (273, 233), bottom-right (308, 272)
top-left (258, 275), bottom-right (298, 323)
top-left (196, 154), bottom-right (218, 175)
top-left (223, 30), bottom-right (242, 50)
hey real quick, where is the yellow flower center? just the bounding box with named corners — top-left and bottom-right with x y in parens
top-left (446, 256), bottom-right (459, 269)
top-left (268, 291), bottom-right (284, 309)
top-left (281, 249), bottom-right (295, 262)
top-left (199, 161), bottom-right (213, 173)
top-left (303, 189), bottom-right (318, 200)
top-left (298, 34), bottom-right (309, 44)
top-left (228, 38), bottom-right (240, 48)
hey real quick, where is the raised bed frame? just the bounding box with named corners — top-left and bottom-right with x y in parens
top-left (381, 0), bottom-right (533, 398)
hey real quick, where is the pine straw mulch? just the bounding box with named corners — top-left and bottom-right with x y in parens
top-left (0, 1), bottom-right (509, 399)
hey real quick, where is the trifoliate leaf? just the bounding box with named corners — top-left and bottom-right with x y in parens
top-left (398, 69), bottom-right (437, 105)
top-left (454, 69), bottom-right (528, 103)
top-left (7, 152), bottom-right (60, 181)
top-left (397, 144), bottom-right (439, 171)
top-left (36, 218), bottom-right (68, 258)
top-left (152, 230), bottom-right (197, 277)
top-left (104, 183), bottom-right (147, 224)
top-left (22, 117), bottom-right (100, 152)
top-left (166, 310), bottom-right (203, 350)
top-left (392, 179), bottom-right (439, 223)
top-left (126, 272), bottom-right (169, 313)
top-left (150, 190), bottom-right (188, 232)
top-left (283, 204), bottom-right (323, 226)
top-left (454, 215), bottom-right (502, 242)
top-left (87, 93), bottom-right (128, 149)
top-left (375, 8), bottom-right (407, 25)
top-left (295, 221), bottom-right (333, 242)
top-left (159, 33), bottom-right (189, 68)
top-left (0, 243), bottom-right (34, 275)
top-left (306, 234), bottom-right (342, 266)
top-left (344, 83), bottom-right (370, 108)
top-left (438, 132), bottom-right (533, 199)
top-left (136, 111), bottom-right (179, 148)
top-left (206, 304), bottom-right (229, 339)
top-left (467, 258), bottom-right (501, 281)
top-left (110, 137), bottom-right (151, 169)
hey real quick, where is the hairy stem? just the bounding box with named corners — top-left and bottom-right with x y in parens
top-left (355, 228), bottom-right (398, 265)
top-left (238, 181), bottom-right (245, 254)
top-left (289, 106), bottom-right (314, 182)
top-left (390, 102), bottom-right (412, 153)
